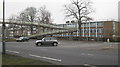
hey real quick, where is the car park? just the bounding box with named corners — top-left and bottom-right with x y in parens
top-left (16, 37), bottom-right (29, 42)
top-left (35, 37), bottom-right (58, 46)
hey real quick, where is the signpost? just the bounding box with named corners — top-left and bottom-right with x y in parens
top-left (2, 0), bottom-right (6, 54)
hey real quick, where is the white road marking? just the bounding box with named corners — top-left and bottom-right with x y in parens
top-left (83, 64), bottom-right (90, 66)
top-left (87, 54), bottom-right (94, 56)
top-left (81, 53), bottom-right (94, 56)
top-left (29, 54), bottom-right (62, 62)
top-left (81, 53), bottom-right (85, 55)
top-left (6, 50), bottom-right (20, 54)
top-left (83, 64), bottom-right (97, 67)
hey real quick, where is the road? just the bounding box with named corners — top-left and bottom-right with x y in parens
top-left (5, 40), bottom-right (118, 65)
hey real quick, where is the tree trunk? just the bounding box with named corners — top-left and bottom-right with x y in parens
top-left (30, 17), bottom-right (34, 35)
top-left (69, 32), bottom-right (73, 40)
top-left (78, 20), bottom-right (82, 40)
top-left (30, 24), bottom-right (33, 35)
top-left (21, 24), bottom-right (23, 36)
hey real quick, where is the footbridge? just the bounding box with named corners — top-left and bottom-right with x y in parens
top-left (0, 21), bottom-right (71, 30)
top-left (29, 28), bottom-right (77, 38)
top-left (0, 20), bottom-right (77, 38)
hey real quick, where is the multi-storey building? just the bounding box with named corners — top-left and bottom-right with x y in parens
top-left (53, 21), bottom-right (120, 41)
top-left (6, 21), bottom-right (120, 41)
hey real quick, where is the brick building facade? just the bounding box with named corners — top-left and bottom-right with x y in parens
top-left (53, 21), bottom-right (120, 41)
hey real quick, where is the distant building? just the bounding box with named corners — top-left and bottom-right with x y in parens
top-left (53, 21), bottom-right (120, 41)
top-left (6, 21), bottom-right (120, 41)
top-left (118, 1), bottom-right (120, 21)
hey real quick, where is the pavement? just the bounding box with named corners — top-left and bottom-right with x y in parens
top-left (5, 40), bottom-right (118, 65)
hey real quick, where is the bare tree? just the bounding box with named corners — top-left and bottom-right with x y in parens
top-left (8, 15), bottom-right (18, 37)
top-left (25, 7), bottom-right (37, 22)
top-left (17, 12), bottom-right (29, 22)
top-left (37, 6), bottom-right (52, 24)
top-left (64, 0), bottom-right (93, 38)
top-left (16, 12), bottom-right (27, 36)
top-left (8, 6), bottom-right (53, 36)
top-left (13, 7), bottom-right (37, 35)
top-left (23, 7), bottom-right (37, 35)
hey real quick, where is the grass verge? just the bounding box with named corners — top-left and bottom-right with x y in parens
top-left (2, 54), bottom-right (53, 65)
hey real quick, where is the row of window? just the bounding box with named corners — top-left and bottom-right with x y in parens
top-left (53, 35), bottom-right (103, 37)
top-left (57, 24), bottom-right (77, 28)
top-left (81, 22), bottom-right (103, 27)
top-left (83, 35), bottom-right (103, 37)
top-left (59, 22), bottom-right (104, 28)
top-left (82, 28), bottom-right (103, 33)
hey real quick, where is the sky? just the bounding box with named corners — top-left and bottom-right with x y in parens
top-left (0, 0), bottom-right (119, 24)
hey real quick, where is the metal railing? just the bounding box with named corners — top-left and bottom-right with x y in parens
top-left (0, 19), bottom-right (78, 38)
top-left (0, 20), bottom-right (77, 29)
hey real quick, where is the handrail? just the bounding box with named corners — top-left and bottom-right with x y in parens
top-left (0, 21), bottom-right (77, 30)
top-left (0, 20), bottom-right (78, 38)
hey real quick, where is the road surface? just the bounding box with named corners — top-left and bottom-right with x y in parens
top-left (5, 40), bottom-right (118, 65)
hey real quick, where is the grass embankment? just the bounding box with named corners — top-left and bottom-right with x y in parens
top-left (0, 38), bottom-right (16, 42)
top-left (0, 38), bottom-right (1, 42)
top-left (2, 54), bottom-right (53, 65)
top-left (5, 39), bottom-right (16, 42)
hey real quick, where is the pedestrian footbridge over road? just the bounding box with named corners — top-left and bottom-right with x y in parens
top-left (0, 20), bottom-right (77, 38)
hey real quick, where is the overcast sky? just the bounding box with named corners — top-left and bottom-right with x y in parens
top-left (0, 0), bottom-right (119, 24)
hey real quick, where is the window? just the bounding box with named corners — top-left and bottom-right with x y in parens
top-left (82, 35), bottom-right (84, 37)
top-left (85, 29), bottom-right (89, 33)
top-left (98, 35), bottom-right (103, 37)
top-left (97, 28), bottom-right (103, 33)
top-left (81, 24), bottom-right (84, 27)
top-left (81, 29), bottom-right (84, 33)
top-left (97, 22), bottom-right (103, 27)
top-left (90, 29), bottom-right (96, 33)
top-left (92, 35), bottom-right (95, 37)
top-left (90, 23), bottom-right (96, 27)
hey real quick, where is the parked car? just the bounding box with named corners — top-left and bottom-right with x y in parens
top-left (35, 37), bottom-right (58, 46)
top-left (16, 37), bottom-right (29, 42)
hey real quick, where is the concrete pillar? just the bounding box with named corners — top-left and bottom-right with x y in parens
top-left (95, 22), bottom-right (98, 41)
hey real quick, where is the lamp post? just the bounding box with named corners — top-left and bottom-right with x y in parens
top-left (2, 0), bottom-right (6, 54)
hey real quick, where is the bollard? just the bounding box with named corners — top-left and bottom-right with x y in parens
top-left (107, 39), bottom-right (110, 42)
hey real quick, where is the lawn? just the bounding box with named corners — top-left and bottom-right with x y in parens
top-left (2, 54), bottom-right (53, 65)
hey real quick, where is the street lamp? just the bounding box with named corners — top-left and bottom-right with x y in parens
top-left (2, 0), bottom-right (6, 54)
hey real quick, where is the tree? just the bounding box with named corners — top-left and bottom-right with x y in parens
top-left (17, 12), bottom-right (29, 22)
top-left (36, 6), bottom-right (52, 24)
top-left (23, 7), bottom-right (37, 35)
top-left (64, 0), bottom-right (93, 38)
top-left (25, 7), bottom-right (37, 22)
top-left (10, 7), bottom-right (37, 35)
top-left (8, 14), bottom-right (18, 37)
top-left (8, 6), bottom-right (53, 35)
